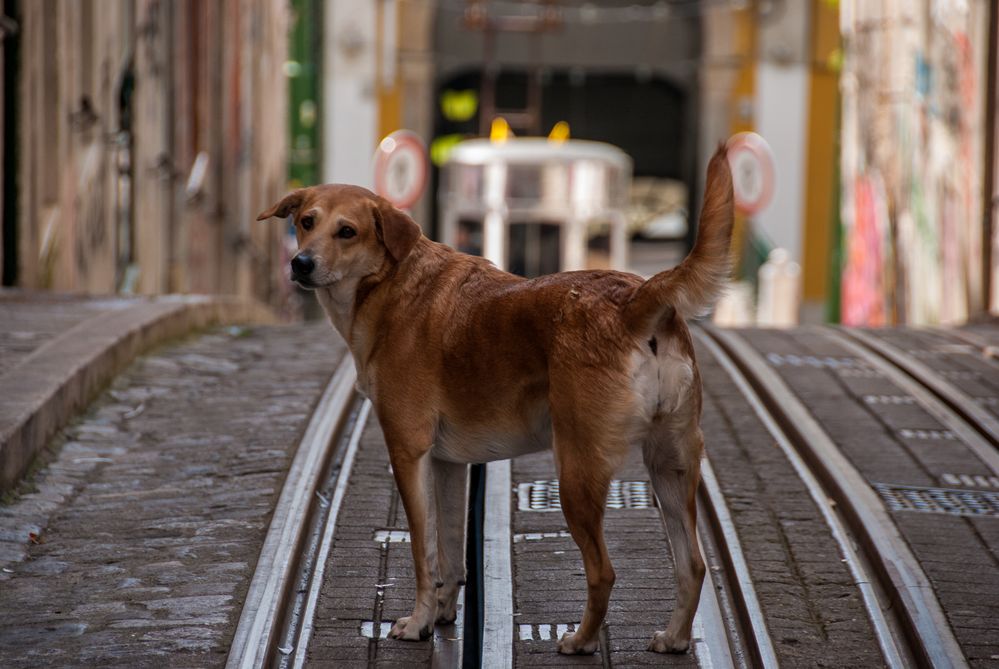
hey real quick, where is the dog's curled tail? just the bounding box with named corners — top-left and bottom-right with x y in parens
top-left (621, 145), bottom-right (734, 337)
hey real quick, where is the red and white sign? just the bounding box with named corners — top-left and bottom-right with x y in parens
top-left (726, 132), bottom-right (775, 216)
top-left (373, 130), bottom-right (428, 210)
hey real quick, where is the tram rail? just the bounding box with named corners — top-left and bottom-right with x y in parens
top-left (836, 327), bottom-right (999, 449)
top-left (937, 324), bottom-right (999, 360)
top-left (226, 322), bottom-right (995, 668)
top-left (702, 325), bottom-right (966, 669)
top-left (696, 458), bottom-right (778, 668)
top-left (226, 364), bottom-right (791, 667)
top-left (695, 330), bottom-right (908, 669)
top-left (227, 357), bottom-right (358, 669)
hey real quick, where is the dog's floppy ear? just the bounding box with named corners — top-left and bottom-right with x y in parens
top-left (373, 201), bottom-right (422, 262)
top-left (257, 189), bottom-right (306, 221)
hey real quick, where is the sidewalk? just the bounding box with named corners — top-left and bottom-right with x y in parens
top-left (0, 322), bottom-right (345, 667)
top-left (0, 291), bottom-right (277, 493)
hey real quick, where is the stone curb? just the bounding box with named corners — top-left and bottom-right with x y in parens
top-left (0, 295), bottom-right (279, 492)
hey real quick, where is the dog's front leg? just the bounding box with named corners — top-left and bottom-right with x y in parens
top-left (387, 448), bottom-right (439, 641)
top-left (432, 458), bottom-right (468, 624)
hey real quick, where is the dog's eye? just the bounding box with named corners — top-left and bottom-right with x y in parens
top-left (300, 215), bottom-right (315, 231)
top-left (337, 226), bottom-right (356, 239)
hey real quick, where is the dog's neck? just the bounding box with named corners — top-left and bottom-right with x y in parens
top-left (316, 276), bottom-right (379, 398)
top-left (314, 239), bottom-right (438, 385)
top-left (315, 278), bottom-right (361, 342)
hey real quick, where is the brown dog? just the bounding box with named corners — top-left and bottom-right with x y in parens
top-left (258, 147), bottom-right (733, 655)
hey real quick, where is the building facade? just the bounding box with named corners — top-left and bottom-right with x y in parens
top-left (8, 0), bottom-right (290, 310)
top-left (840, 0), bottom-right (998, 325)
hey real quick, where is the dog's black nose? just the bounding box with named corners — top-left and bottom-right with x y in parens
top-left (291, 253), bottom-right (315, 276)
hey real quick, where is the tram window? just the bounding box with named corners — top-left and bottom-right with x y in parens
top-left (506, 165), bottom-right (544, 202)
top-left (452, 164), bottom-right (484, 202)
top-left (457, 219), bottom-right (483, 256)
top-left (508, 223), bottom-right (561, 278)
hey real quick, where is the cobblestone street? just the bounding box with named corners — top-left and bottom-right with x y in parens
top-left (0, 322), bottom-right (344, 668)
top-left (0, 293), bottom-right (997, 668)
top-left (5, 0), bottom-right (999, 665)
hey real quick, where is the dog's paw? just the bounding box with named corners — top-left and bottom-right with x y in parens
top-left (435, 602), bottom-right (458, 625)
top-left (557, 631), bottom-right (599, 655)
top-left (388, 616), bottom-right (432, 641)
top-left (435, 588), bottom-right (460, 624)
top-left (647, 630), bottom-right (690, 654)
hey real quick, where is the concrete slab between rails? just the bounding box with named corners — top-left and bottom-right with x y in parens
top-left (0, 294), bottom-right (279, 492)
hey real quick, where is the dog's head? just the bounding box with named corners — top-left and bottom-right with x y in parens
top-left (257, 185), bottom-right (422, 289)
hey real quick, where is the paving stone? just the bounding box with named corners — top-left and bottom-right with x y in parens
top-left (510, 448), bottom-right (699, 667)
top-left (736, 327), bottom-right (999, 668)
top-left (0, 323), bottom-right (345, 667)
top-left (304, 416), bottom-right (438, 668)
top-left (0, 295), bottom-right (124, 376)
top-left (694, 336), bottom-right (890, 668)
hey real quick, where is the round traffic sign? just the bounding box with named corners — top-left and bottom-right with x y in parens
top-left (726, 132), bottom-right (775, 215)
top-left (373, 130), bottom-right (428, 210)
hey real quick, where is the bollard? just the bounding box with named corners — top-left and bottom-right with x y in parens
top-left (713, 281), bottom-right (755, 327)
top-left (756, 248), bottom-right (801, 327)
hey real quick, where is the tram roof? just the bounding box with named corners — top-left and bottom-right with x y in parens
top-left (446, 138), bottom-right (631, 169)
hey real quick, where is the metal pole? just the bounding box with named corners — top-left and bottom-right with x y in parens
top-left (527, 30), bottom-right (542, 135)
top-left (479, 24), bottom-right (496, 137)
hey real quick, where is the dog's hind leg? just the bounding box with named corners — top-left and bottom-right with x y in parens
top-left (551, 433), bottom-right (618, 655)
top-left (432, 457), bottom-right (468, 624)
top-left (642, 421), bottom-right (705, 653)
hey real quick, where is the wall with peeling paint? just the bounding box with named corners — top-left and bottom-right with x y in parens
top-left (15, 0), bottom-right (290, 312)
top-left (840, 0), bottom-right (992, 325)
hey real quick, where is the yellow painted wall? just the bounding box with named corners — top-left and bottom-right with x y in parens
top-left (730, 5), bottom-right (756, 135)
top-left (729, 4), bottom-right (757, 269)
top-left (801, 0), bottom-right (840, 302)
top-left (377, 1), bottom-right (402, 143)
top-left (379, 86), bottom-right (402, 141)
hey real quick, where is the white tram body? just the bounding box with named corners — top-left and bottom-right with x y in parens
top-left (439, 138), bottom-right (633, 276)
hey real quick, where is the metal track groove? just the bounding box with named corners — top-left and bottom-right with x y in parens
top-left (226, 356), bottom-right (357, 669)
top-left (704, 325), bottom-right (967, 669)
top-left (695, 329), bottom-right (909, 668)
top-left (835, 327), bottom-right (999, 451)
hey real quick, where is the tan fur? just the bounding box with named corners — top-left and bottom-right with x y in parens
top-left (622, 147), bottom-right (734, 335)
top-left (259, 147), bottom-right (734, 654)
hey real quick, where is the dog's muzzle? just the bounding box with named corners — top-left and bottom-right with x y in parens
top-left (291, 252), bottom-right (316, 286)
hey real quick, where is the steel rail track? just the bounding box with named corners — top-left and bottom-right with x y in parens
top-left (835, 327), bottom-right (999, 450)
top-left (480, 459), bottom-right (513, 669)
top-left (695, 329), bottom-right (910, 668)
top-left (690, 517), bottom-right (743, 669)
top-left (227, 362), bottom-right (468, 669)
top-left (286, 398), bottom-right (372, 669)
top-left (229, 321), bottom-right (980, 667)
top-left (227, 356), bottom-right (357, 669)
top-left (704, 325), bottom-right (967, 669)
top-left (696, 459), bottom-right (777, 669)
top-left (934, 326), bottom-right (999, 360)
top-left (479, 410), bottom-right (780, 668)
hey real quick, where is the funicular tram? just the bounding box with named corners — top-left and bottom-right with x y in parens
top-left (438, 136), bottom-right (633, 276)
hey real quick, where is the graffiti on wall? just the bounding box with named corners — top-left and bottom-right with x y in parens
top-left (840, 0), bottom-right (988, 325)
top-left (842, 175), bottom-right (889, 325)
